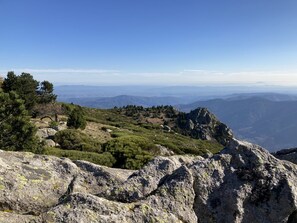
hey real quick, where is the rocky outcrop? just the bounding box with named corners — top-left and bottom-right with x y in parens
top-left (36, 128), bottom-right (57, 140)
top-left (36, 128), bottom-right (58, 147)
top-left (0, 139), bottom-right (297, 222)
top-left (177, 108), bottom-right (233, 146)
top-left (193, 140), bottom-right (297, 223)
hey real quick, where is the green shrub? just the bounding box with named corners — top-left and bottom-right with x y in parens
top-left (44, 147), bottom-right (116, 167)
top-left (49, 121), bottom-right (58, 129)
top-left (67, 106), bottom-right (86, 129)
top-left (54, 129), bottom-right (101, 152)
top-left (104, 136), bottom-right (154, 169)
top-left (61, 103), bottom-right (76, 115)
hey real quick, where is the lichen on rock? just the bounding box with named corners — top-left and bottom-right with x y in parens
top-left (0, 138), bottom-right (297, 222)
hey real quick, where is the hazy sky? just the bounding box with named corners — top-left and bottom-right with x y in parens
top-left (1, 0), bottom-right (297, 85)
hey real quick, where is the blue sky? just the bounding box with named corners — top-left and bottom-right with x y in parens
top-left (0, 0), bottom-right (297, 85)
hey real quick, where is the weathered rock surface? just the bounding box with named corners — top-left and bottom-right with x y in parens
top-left (193, 139), bottom-right (297, 223)
top-left (36, 128), bottom-right (57, 141)
top-left (156, 144), bottom-right (175, 156)
top-left (45, 139), bottom-right (56, 147)
top-left (177, 108), bottom-right (233, 146)
top-left (0, 139), bottom-right (297, 222)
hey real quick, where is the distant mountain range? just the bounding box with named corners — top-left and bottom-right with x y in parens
top-left (55, 85), bottom-right (297, 101)
top-left (61, 95), bottom-right (189, 108)
top-left (221, 92), bottom-right (297, 102)
top-left (178, 96), bottom-right (297, 151)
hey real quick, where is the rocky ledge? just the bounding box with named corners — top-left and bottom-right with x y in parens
top-left (0, 139), bottom-right (297, 223)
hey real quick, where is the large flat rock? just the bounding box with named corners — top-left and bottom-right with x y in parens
top-left (0, 139), bottom-right (297, 222)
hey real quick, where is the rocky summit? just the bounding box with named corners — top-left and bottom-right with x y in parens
top-left (0, 139), bottom-right (297, 223)
top-left (177, 108), bottom-right (233, 146)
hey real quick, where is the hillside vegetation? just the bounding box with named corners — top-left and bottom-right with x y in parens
top-left (0, 72), bottom-right (224, 169)
top-left (44, 104), bottom-right (224, 169)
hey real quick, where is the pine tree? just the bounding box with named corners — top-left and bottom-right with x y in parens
top-left (2, 72), bottom-right (39, 111)
top-left (0, 91), bottom-right (39, 151)
top-left (37, 80), bottom-right (57, 104)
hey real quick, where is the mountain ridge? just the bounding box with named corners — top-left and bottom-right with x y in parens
top-left (61, 95), bottom-right (189, 108)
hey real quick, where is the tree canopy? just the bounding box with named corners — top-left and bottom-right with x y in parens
top-left (37, 80), bottom-right (57, 104)
top-left (0, 91), bottom-right (39, 151)
top-left (0, 76), bottom-right (3, 88)
top-left (2, 72), bottom-right (39, 110)
top-left (2, 72), bottom-right (57, 111)
top-left (0, 71), bottom-right (57, 152)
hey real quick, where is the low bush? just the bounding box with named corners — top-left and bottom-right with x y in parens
top-left (43, 147), bottom-right (116, 167)
top-left (67, 106), bottom-right (86, 129)
top-left (103, 136), bottom-right (156, 169)
top-left (54, 129), bottom-right (102, 153)
top-left (49, 121), bottom-right (59, 129)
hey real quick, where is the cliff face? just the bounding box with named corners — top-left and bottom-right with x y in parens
top-left (0, 139), bottom-right (297, 223)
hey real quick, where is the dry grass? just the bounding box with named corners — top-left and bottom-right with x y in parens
top-left (81, 122), bottom-right (112, 143)
top-left (145, 117), bottom-right (163, 124)
top-left (31, 118), bottom-right (50, 128)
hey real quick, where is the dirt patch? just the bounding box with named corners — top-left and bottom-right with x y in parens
top-left (145, 118), bottom-right (164, 124)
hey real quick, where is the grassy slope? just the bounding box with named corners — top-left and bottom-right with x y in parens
top-left (84, 107), bottom-right (223, 154)
top-left (44, 106), bottom-right (223, 169)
